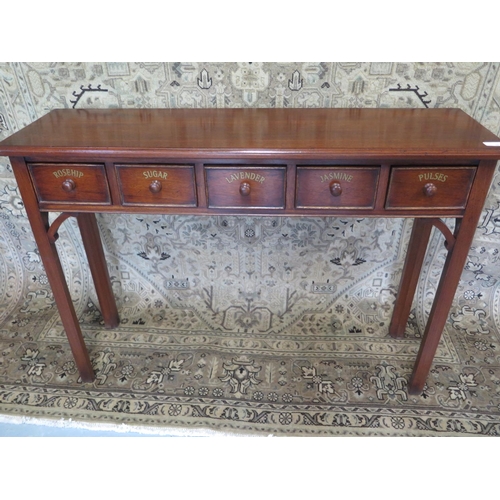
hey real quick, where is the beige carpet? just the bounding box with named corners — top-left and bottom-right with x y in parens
top-left (1, 214), bottom-right (500, 436)
top-left (1, 62), bottom-right (500, 436)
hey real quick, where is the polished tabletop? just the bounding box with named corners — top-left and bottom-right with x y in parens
top-left (1, 108), bottom-right (499, 159)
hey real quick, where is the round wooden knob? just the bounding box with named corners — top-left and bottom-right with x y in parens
top-left (423, 183), bottom-right (437, 197)
top-left (62, 179), bottom-right (76, 192)
top-left (329, 182), bottom-right (342, 197)
top-left (239, 182), bottom-right (251, 196)
top-left (149, 180), bottom-right (162, 193)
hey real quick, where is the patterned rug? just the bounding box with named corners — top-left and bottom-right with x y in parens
top-left (2, 211), bottom-right (500, 436)
top-left (1, 62), bottom-right (500, 436)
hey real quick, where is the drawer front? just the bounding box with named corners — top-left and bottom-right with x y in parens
top-left (28, 163), bottom-right (110, 204)
top-left (116, 164), bottom-right (197, 207)
top-left (386, 167), bottom-right (476, 210)
top-left (205, 166), bottom-right (286, 209)
top-left (296, 166), bottom-right (380, 209)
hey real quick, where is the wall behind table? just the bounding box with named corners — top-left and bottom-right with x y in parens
top-left (1, 62), bottom-right (500, 338)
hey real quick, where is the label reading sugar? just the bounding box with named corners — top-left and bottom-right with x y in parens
top-left (143, 170), bottom-right (168, 180)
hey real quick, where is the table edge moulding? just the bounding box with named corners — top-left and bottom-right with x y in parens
top-left (1, 108), bottom-right (500, 395)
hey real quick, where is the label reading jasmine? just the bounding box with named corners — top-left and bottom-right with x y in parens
top-left (225, 172), bottom-right (265, 184)
top-left (319, 172), bottom-right (353, 183)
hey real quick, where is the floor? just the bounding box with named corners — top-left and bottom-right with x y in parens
top-left (0, 421), bottom-right (167, 437)
top-left (0, 413), bottom-right (223, 437)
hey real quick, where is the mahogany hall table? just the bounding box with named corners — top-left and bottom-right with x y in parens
top-left (1, 108), bottom-right (500, 395)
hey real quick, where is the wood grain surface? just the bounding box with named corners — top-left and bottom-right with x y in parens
top-left (2, 108), bottom-right (500, 394)
top-left (1, 108), bottom-right (500, 159)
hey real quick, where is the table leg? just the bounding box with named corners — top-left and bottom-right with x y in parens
top-left (11, 158), bottom-right (95, 381)
top-left (389, 218), bottom-right (433, 339)
top-left (34, 214), bottom-right (96, 382)
top-left (77, 213), bottom-right (119, 329)
top-left (407, 240), bottom-right (463, 394)
top-left (407, 160), bottom-right (498, 395)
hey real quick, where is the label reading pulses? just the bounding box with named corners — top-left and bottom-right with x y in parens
top-left (418, 172), bottom-right (448, 183)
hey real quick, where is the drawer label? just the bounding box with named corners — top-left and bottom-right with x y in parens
top-left (418, 172), bottom-right (448, 182)
top-left (320, 172), bottom-right (353, 183)
top-left (52, 168), bottom-right (84, 179)
top-left (143, 170), bottom-right (168, 180)
top-left (225, 171), bottom-right (266, 184)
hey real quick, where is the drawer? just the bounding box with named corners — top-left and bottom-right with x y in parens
top-left (205, 166), bottom-right (286, 209)
top-left (385, 167), bottom-right (476, 210)
top-left (28, 163), bottom-right (111, 205)
top-left (296, 166), bottom-right (380, 209)
top-left (116, 164), bottom-right (197, 207)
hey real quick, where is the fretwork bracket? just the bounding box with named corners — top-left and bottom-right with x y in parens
top-left (429, 217), bottom-right (460, 252)
top-left (45, 212), bottom-right (80, 244)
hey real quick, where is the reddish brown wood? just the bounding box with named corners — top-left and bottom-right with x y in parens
top-left (386, 166), bottom-right (476, 210)
top-left (239, 181), bottom-right (251, 196)
top-left (9, 157), bottom-right (95, 382)
top-left (2, 108), bottom-right (499, 160)
top-left (62, 178), bottom-right (76, 192)
top-left (389, 218), bottom-right (434, 339)
top-left (296, 166), bottom-right (379, 209)
top-left (431, 218), bottom-right (457, 251)
top-left (149, 180), bottom-right (162, 194)
top-left (285, 162), bottom-right (296, 211)
top-left (194, 162), bottom-right (208, 209)
top-left (104, 160), bottom-right (122, 205)
top-left (76, 213), bottom-right (119, 329)
top-left (47, 212), bottom-right (76, 243)
top-left (1, 109), bottom-right (499, 393)
top-left (116, 164), bottom-right (197, 206)
top-left (329, 182), bottom-right (342, 196)
top-left (423, 183), bottom-right (437, 197)
top-left (408, 160), bottom-right (498, 394)
top-left (28, 162), bottom-right (111, 205)
top-left (373, 164), bottom-right (391, 211)
top-left (205, 166), bottom-right (286, 209)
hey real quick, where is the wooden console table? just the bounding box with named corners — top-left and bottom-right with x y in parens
top-left (1, 108), bottom-right (500, 395)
